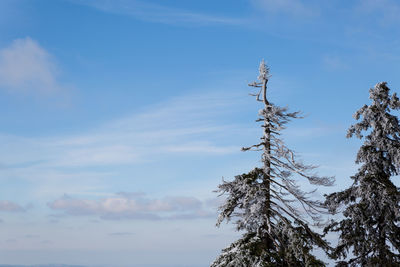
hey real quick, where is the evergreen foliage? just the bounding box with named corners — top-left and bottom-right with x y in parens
top-left (211, 61), bottom-right (334, 267)
top-left (325, 82), bottom-right (400, 266)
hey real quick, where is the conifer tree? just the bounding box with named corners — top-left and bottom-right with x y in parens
top-left (211, 61), bottom-right (334, 267)
top-left (325, 82), bottom-right (400, 266)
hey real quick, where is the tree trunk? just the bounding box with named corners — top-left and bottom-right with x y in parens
top-left (262, 78), bottom-right (273, 253)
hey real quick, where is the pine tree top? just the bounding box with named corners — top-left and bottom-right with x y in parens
top-left (325, 81), bottom-right (400, 266)
top-left (212, 61), bottom-right (334, 267)
top-left (348, 82), bottom-right (400, 179)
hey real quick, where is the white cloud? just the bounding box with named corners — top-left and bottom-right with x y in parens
top-left (72, 0), bottom-right (242, 26)
top-left (0, 37), bottom-right (66, 93)
top-left (0, 200), bottom-right (25, 212)
top-left (48, 192), bottom-right (214, 220)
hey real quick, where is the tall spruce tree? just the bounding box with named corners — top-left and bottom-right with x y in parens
top-left (211, 61), bottom-right (334, 267)
top-left (325, 82), bottom-right (400, 266)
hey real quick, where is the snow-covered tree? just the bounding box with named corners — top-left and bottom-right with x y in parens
top-left (325, 82), bottom-right (400, 266)
top-left (211, 61), bottom-right (334, 267)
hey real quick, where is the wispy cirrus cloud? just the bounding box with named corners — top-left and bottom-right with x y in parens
top-left (48, 192), bottom-right (214, 220)
top-left (0, 90), bottom-right (248, 200)
top-left (72, 0), bottom-right (243, 26)
top-left (355, 0), bottom-right (400, 25)
top-left (109, 232), bottom-right (135, 236)
top-left (322, 55), bottom-right (350, 71)
top-left (251, 0), bottom-right (319, 18)
top-left (0, 91), bottom-right (244, 170)
top-left (0, 37), bottom-right (68, 94)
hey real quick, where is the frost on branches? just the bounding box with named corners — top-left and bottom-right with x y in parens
top-left (211, 61), bottom-right (334, 267)
top-left (325, 82), bottom-right (400, 266)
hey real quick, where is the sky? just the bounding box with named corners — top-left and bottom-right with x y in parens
top-left (0, 0), bottom-right (400, 266)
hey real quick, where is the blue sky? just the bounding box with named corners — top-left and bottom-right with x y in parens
top-left (0, 0), bottom-right (400, 266)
